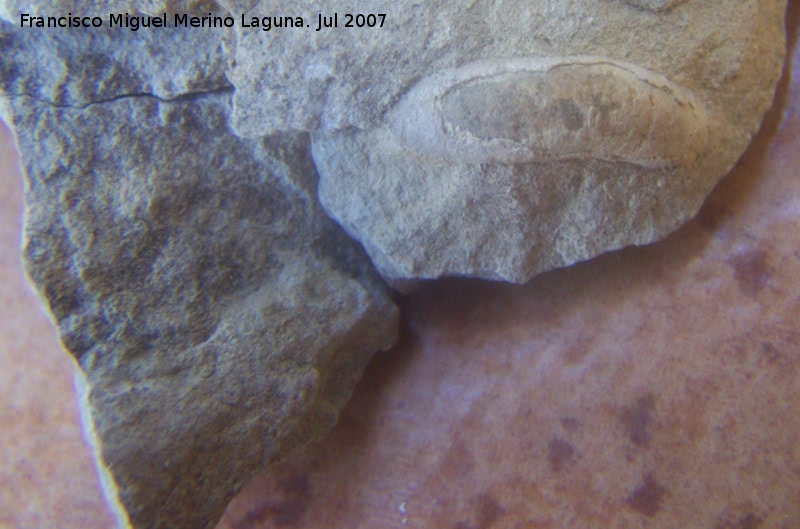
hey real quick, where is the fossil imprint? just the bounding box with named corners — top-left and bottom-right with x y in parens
top-left (391, 57), bottom-right (709, 169)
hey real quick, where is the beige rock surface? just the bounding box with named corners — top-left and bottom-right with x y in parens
top-left (313, 0), bottom-right (787, 283)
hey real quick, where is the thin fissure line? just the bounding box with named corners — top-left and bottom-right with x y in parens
top-left (3, 84), bottom-right (235, 110)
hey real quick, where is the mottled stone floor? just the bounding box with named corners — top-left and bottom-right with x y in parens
top-left (2, 3), bottom-right (800, 528)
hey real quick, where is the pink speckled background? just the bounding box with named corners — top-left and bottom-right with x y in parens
top-left (0, 106), bottom-right (115, 528)
top-left (2, 3), bottom-right (800, 528)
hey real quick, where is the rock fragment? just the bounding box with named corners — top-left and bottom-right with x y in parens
top-left (1, 17), bottom-right (397, 529)
top-left (305, 0), bottom-right (786, 283)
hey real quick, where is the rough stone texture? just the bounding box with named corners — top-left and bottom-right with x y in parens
top-left (1, 18), bottom-right (397, 529)
top-left (225, 0), bottom-right (783, 137)
top-left (0, 18), bottom-right (233, 106)
top-left (295, 0), bottom-right (787, 282)
top-left (4, 2), bottom-right (787, 286)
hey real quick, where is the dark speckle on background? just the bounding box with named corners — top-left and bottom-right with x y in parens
top-left (547, 437), bottom-right (576, 472)
top-left (714, 512), bottom-right (764, 529)
top-left (620, 394), bottom-right (656, 448)
top-left (728, 248), bottom-right (772, 298)
top-left (454, 493), bottom-right (504, 529)
top-left (230, 474), bottom-right (310, 529)
top-left (626, 474), bottom-right (666, 517)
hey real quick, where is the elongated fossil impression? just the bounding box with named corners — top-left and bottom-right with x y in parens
top-left (391, 57), bottom-right (708, 168)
